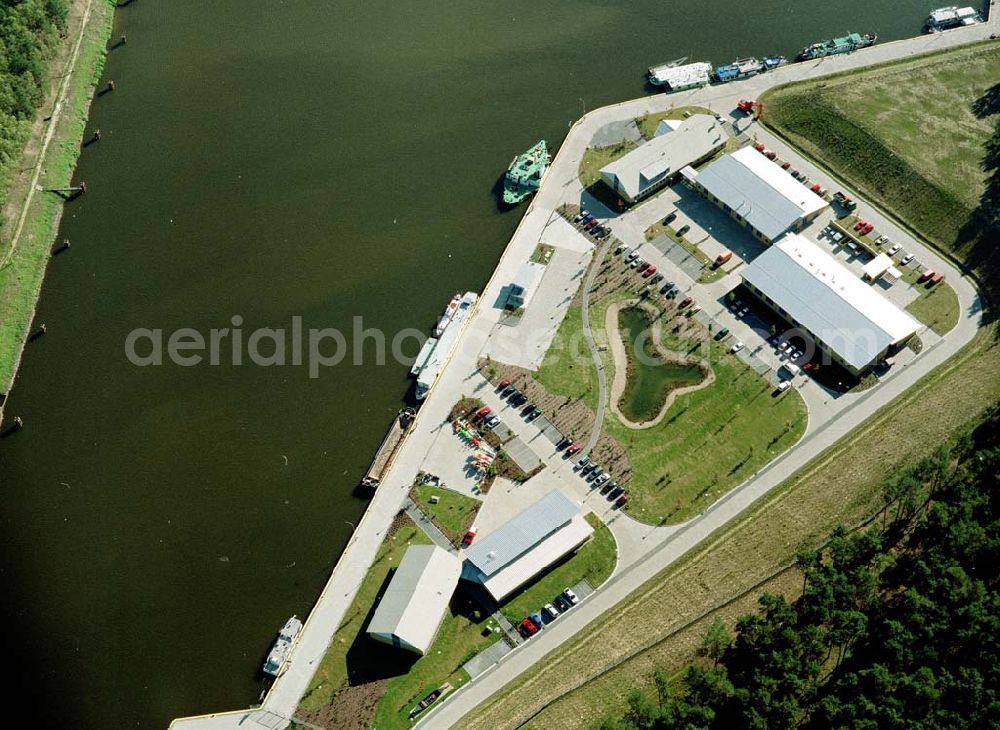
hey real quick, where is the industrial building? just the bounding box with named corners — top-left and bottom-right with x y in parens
top-left (461, 490), bottom-right (593, 601)
top-left (740, 234), bottom-right (919, 374)
top-left (683, 146), bottom-right (828, 243)
top-left (600, 114), bottom-right (726, 203)
top-left (366, 544), bottom-right (462, 655)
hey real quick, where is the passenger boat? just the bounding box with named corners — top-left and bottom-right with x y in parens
top-left (502, 141), bottom-right (550, 205)
top-left (763, 55), bottom-right (788, 70)
top-left (714, 57), bottom-right (764, 82)
top-left (925, 6), bottom-right (982, 32)
top-left (262, 616), bottom-right (303, 676)
top-left (413, 292), bottom-right (478, 400)
top-left (646, 56), bottom-right (688, 85)
top-left (433, 293), bottom-right (462, 337)
top-left (796, 32), bottom-right (877, 61)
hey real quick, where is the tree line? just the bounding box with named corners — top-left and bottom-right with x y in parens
top-left (0, 0), bottom-right (68, 200)
top-left (603, 403), bottom-right (1000, 729)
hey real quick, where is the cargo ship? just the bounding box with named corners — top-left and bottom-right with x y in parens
top-left (925, 6), bottom-right (982, 32)
top-left (796, 32), bottom-right (877, 61)
top-left (262, 616), bottom-right (302, 676)
top-left (646, 56), bottom-right (687, 85)
top-left (714, 57), bottom-right (764, 82)
top-left (412, 292), bottom-right (478, 401)
top-left (502, 141), bottom-right (550, 205)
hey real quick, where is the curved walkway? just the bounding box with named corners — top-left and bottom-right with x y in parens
top-left (605, 300), bottom-right (714, 429)
top-left (580, 240), bottom-right (610, 455)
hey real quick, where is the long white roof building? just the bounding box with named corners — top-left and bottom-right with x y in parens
top-left (741, 235), bottom-right (919, 373)
top-left (691, 146), bottom-right (828, 242)
top-left (366, 544), bottom-right (461, 655)
top-left (462, 490), bottom-right (593, 601)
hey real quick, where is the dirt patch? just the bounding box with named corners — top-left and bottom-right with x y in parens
top-left (295, 678), bottom-right (386, 730)
top-left (606, 299), bottom-right (714, 429)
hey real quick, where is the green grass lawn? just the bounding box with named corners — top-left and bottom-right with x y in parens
top-left (500, 513), bottom-right (616, 624)
top-left (578, 141), bottom-right (637, 189)
top-left (533, 304), bottom-right (600, 413)
top-left (411, 485), bottom-right (481, 543)
top-left (299, 519), bottom-right (433, 712)
top-left (905, 278), bottom-right (961, 337)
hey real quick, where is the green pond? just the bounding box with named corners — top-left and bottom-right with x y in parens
top-left (617, 307), bottom-right (705, 422)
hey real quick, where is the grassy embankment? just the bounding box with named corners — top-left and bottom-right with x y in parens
top-left (0, 0), bottom-right (114, 394)
top-left (410, 485), bottom-right (481, 543)
top-left (459, 42), bottom-right (1000, 729)
top-left (535, 256), bottom-right (806, 525)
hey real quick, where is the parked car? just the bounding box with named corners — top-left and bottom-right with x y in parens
top-left (615, 492), bottom-right (630, 508)
top-left (781, 161), bottom-right (791, 170)
top-left (562, 588), bottom-right (580, 605)
top-left (462, 528), bottom-right (478, 546)
top-left (607, 485), bottom-right (625, 500)
top-left (526, 406), bottom-right (542, 421)
top-left (584, 219), bottom-right (599, 230)
top-left (928, 273), bottom-right (944, 287)
top-left (542, 604), bottom-right (560, 622)
top-left (581, 462), bottom-right (597, 475)
top-left (553, 594), bottom-right (570, 612)
top-left (638, 261), bottom-right (651, 273)
top-left (594, 473), bottom-right (610, 487)
top-left (687, 304), bottom-right (702, 315)
top-left (625, 250), bottom-right (639, 263)
top-left (649, 273), bottom-right (664, 285)
top-left (833, 191), bottom-right (857, 210)
top-left (573, 211), bottom-right (587, 223)
top-left (730, 341), bottom-right (745, 353)
top-left (918, 269), bottom-right (935, 283)
top-left (529, 611), bottom-right (545, 629)
top-left (854, 220), bottom-right (867, 231)
top-left (660, 281), bottom-right (675, 294)
top-left (663, 211), bottom-right (677, 225)
top-left (886, 243), bottom-right (901, 256)
top-left (512, 394), bottom-right (528, 407)
top-left (566, 443), bottom-right (582, 456)
top-left (900, 253), bottom-right (914, 265)
top-left (500, 385), bottom-right (515, 397)
top-left (630, 257), bottom-right (644, 269)
top-left (586, 469), bottom-right (603, 482)
top-left (590, 225), bottom-right (605, 237)
top-left (497, 378), bottom-right (512, 390)
top-left (714, 251), bottom-right (733, 268)
top-left (573, 455), bottom-right (590, 471)
top-left (600, 480), bottom-right (617, 495)
top-left (676, 224), bottom-right (691, 236)
top-left (483, 415), bottom-right (501, 430)
top-left (615, 243), bottom-right (627, 255)
top-left (861, 222), bottom-right (874, 236)
top-left (679, 296), bottom-right (694, 308)
top-left (642, 265), bottom-right (658, 278)
top-left (475, 406), bottom-right (492, 420)
top-left (666, 289), bottom-right (679, 300)
top-left (874, 235), bottom-right (888, 246)
top-left (775, 380), bottom-right (792, 394)
top-left (520, 618), bottom-right (539, 637)
top-left (506, 388), bottom-right (521, 401)
top-left (714, 327), bottom-right (731, 340)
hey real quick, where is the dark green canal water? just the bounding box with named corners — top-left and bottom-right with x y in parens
top-left (0, 1), bottom-right (930, 726)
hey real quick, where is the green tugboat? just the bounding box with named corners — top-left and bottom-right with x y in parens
top-left (502, 140), bottom-right (551, 205)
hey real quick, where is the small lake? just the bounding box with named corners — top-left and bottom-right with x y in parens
top-left (617, 307), bottom-right (705, 422)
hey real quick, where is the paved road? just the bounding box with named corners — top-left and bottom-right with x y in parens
top-left (170, 14), bottom-right (995, 730)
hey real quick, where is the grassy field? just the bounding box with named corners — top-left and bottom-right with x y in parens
top-left (533, 304), bottom-right (600, 413)
top-left (411, 485), bottom-right (481, 543)
top-left (500, 513), bottom-right (616, 624)
top-left (760, 41), bottom-right (1000, 303)
top-left (578, 141), bottom-right (637, 189)
top-left (903, 272), bottom-right (961, 336)
top-left (0, 0), bottom-right (114, 392)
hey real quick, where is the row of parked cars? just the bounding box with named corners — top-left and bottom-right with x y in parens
top-left (518, 588), bottom-right (580, 638)
top-left (572, 209), bottom-right (611, 241)
top-left (491, 379), bottom-right (544, 421)
top-left (572, 456), bottom-right (630, 508)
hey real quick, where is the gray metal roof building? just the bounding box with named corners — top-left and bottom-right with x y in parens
top-left (366, 544), bottom-right (462, 655)
top-left (741, 235), bottom-right (919, 373)
top-left (688, 146), bottom-right (828, 242)
top-left (462, 490), bottom-right (593, 601)
top-left (600, 114), bottom-right (726, 203)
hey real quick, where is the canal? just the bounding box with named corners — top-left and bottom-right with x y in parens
top-left (0, 1), bottom-right (929, 726)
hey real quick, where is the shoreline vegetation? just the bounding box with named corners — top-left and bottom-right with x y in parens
top-left (0, 0), bottom-right (114, 404)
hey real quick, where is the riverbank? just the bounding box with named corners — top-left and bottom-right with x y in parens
top-left (0, 0), bottom-right (114, 406)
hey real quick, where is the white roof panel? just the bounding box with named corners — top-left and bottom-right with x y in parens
top-left (695, 147), bottom-right (828, 241)
top-left (741, 235), bottom-right (918, 370)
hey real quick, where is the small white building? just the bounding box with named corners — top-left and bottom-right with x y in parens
top-left (505, 262), bottom-right (545, 310)
top-left (461, 491), bottom-right (593, 602)
top-left (862, 253), bottom-right (894, 281)
top-left (741, 234), bottom-right (919, 374)
top-left (366, 544), bottom-right (462, 655)
top-left (686, 146), bottom-right (828, 243)
top-left (600, 114), bottom-right (726, 203)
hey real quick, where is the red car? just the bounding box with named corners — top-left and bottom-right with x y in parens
top-left (679, 296), bottom-right (693, 308)
top-left (497, 378), bottom-right (512, 390)
top-left (810, 183), bottom-right (821, 194)
top-left (781, 161), bottom-right (791, 170)
top-left (637, 261), bottom-right (650, 272)
top-left (642, 265), bottom-right (657, 278)
top-left (927, 273), bottom-right (944, 287)
top-left (615, 492), bottom-right (630, 508)
top-left (803, 362), bottom-right (814, 371)
top-left (861, 222), bottom-right (874, 236)
top-left (566, 443), bottom-right (582, 456)
top-left (475, 406), bottom-right (492, 420)
top-left (520, 618), bottom-right (539, 636)
top-left (918, 270), bottom-right (934, 283)
top-left (462, 528), bottom-right (478, 546)
top-left (854, 220), bottom-right (866, 231)
top-left (754, 143), bottom-right (765, 152)
top-left (765, 151), bottom-right (777, 160)
top-left (584, 219), bottom-right (599, 230)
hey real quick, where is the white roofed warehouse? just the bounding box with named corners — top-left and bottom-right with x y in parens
top-left (461, 490), bottom-right (593, 602)
top-left (600, 114), bottom-right (727, 203)
top-left (366, 544), bottom-right (462, 655)
top-left (740, 235), bottom-right (919, 374)
top-left (684, 146), bottom-right (828, 243)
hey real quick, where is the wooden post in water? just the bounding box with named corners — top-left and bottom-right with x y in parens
top-left (29, 324), bottom-right (47, 341)
top-left (52, 239), bottom-right (71, 255)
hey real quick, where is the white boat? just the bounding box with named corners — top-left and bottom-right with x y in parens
top-left (262, 616), bottom-right (302, 676)
top-left (648, 61), bottom-right (713, 91)
top-left (925, 6), bottom-right (982, 32)
top-left (415, 292), bottom-right (478, 400)
top-left (433, 293), bottom-right (462, 337)
top-left (647, 56), bottom-right (687, 84)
